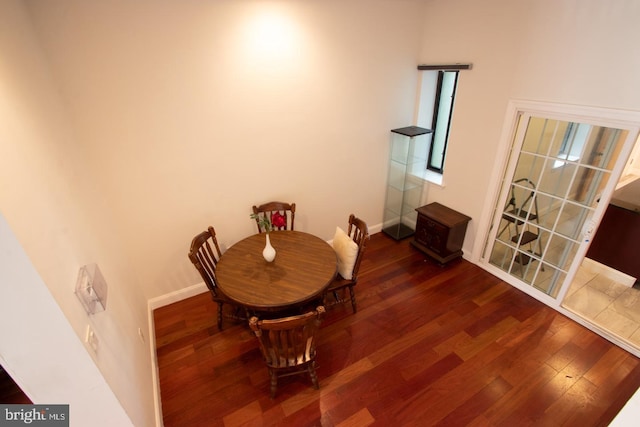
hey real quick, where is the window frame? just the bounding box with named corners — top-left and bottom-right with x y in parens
top-left (427, 70), bottom-right (459, 173)
top-left (415, 64), bottom-right (470, 183)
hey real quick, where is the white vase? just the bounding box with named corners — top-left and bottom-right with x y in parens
top-left (263, 233), bottom-right (276, 262)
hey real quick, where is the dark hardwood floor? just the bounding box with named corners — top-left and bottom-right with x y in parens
top-left (154, 232), bottom-right (640, 426)
top-left (0, 366), bottom-right (31, 404)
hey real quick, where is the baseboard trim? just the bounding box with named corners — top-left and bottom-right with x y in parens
top-left (369, 222), bottom-right (383, 235)
top-left (148, 282), bottom-right (208, 311)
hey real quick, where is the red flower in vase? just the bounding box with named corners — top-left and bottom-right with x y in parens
top-left (271, 212), bottom-right (287, 229)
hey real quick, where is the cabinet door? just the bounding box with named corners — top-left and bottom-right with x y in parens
top-left (417, 215), bottom-right (448, 254)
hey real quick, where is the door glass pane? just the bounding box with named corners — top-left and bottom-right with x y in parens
top-left (568, 167), bottom-right (610, 205)
top-left (542, 234), bottom-right (579, 270)
top-left (517, 251), bottom-right (541, 284)
top-left (522, 117), bottom-right (559, 155)
top-left (554, 202), bottom-right (590, 240)
top-left (535, 193), bottom-right (561, 230)
top-left (583, 128), bottom-right (628, 169)
top-left (539, 160), bottom-right (576, 197)
top-left (547, 121), bottom-right (573, 159)
top-left (513, 152), bottom-right (544, 183)
top-left (534, 266), bottom-right (566, 297)
top-left (488, 115), bottom-right (627, 298)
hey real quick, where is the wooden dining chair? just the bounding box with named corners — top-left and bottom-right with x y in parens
top-left (188, 226), bottom-right (247, 330)
top-left (252, 201), bottom-right (296, 233)
top-left (249, 306), bottom-right (325, 398)
top-left (324, 214), bottom-right (369, 313)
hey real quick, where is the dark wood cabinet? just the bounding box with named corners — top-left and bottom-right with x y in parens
top-left (586, 178), bottom-right (640, 285)
top-left (586, 204), bottom-right (640, 284)
top-left (411, 202), bottom-right (471, 265)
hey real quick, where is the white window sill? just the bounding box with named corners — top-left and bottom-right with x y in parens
top-left (408, 169), bottom-right (444, 187)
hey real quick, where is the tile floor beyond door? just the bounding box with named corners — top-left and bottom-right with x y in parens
top-left (563, 262), bottom-right (640, 350)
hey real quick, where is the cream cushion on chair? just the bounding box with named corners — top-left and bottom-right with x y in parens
top-left (332, 226), bottom-right (358, 280)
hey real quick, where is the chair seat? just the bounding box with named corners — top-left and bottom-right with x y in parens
top-left (324, 277), bottom-right (357, 310)
top-left (326, 276), bottom-right (354, 292)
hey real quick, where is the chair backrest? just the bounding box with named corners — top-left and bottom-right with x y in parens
top-left (188, 226), bottom-right (223, 297)
top-left (346, 214), bottom-right (369, 282)
top-left (249, 306), bottom-right (325, 369)
top-left (252, 201), bottom-right (296, 233)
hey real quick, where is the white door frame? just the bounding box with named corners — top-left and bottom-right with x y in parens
top-left (472, 99), bottom-right (640, 357)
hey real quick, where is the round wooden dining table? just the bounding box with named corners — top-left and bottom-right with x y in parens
top-left (216, 231), bottom-right (338, 312)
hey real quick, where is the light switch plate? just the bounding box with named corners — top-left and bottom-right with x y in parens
top-left (85, 325), bottom-right (99, 353)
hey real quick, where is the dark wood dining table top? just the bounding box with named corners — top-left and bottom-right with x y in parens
top-left (216, 231), bottom-right (338, 311)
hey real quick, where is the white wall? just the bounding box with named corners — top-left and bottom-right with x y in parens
top-left (0, 1), bottom-right (154, 425)
top-left (25, 0), bottom-right (429, 301)
top-left (0, 213), bottom-right (133, 427)
top-left (417, 0), bottom-right (640, 259)
top-left (414, 0), bottom-right (529, 250)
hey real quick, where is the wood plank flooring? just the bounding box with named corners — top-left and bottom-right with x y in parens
top-left (154, 232), bottom-right (640, 426)
top-left (0, 366), bottom-right (31, 404)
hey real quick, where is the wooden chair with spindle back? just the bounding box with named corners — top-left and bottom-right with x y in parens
top-left (324, 214), bottom-right (369, 313)
top-left (249, 306), bottom-right (325, 398)
top-left (252, 201), bottom-right (296, 233)
top-left (188, 226), bottom-right (247, 329)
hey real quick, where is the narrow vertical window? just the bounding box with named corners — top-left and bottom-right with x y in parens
top-left (427, 70), bottom-right (459, 173)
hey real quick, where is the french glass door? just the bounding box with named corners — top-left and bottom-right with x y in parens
top-left (484, 111), bottom-right (631, 298)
